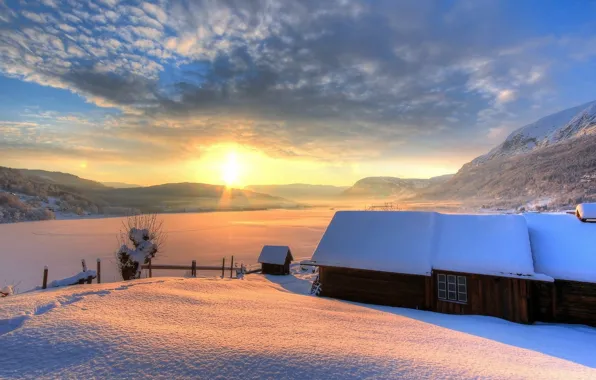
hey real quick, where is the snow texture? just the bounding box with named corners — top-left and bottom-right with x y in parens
top-left (433, 214), bottom-right (551, 280)
top-left (0, 274), bottom-right (595, 379)
top-left (0, 285), bottom-right (14, 297)
top-left (312, 211), bottom-right (436, 275)
top-left (257, 245), bottom-right (292, 265)
top-left (525, 213), bottom-right (596, 283)
top-left (576, 203), bottom-right (596, 220)
top-left (48, 270), bottom-right (97, 288)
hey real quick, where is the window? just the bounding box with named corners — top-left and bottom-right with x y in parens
top-left (437, 273), bottom-right (467, 303)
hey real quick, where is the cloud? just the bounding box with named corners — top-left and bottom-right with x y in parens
top-left (0, 0), bottom-right (594, 166)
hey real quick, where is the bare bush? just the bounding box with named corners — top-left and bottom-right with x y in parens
top-left (116, 214), bottom-right (166, 280)
top-left (364, 201), bottom-right (402, 211)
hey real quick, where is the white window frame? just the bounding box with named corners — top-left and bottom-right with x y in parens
top-left (437, 274), bottom-right (446, 300)
top-left (437, 273), bottom-right (467, 304)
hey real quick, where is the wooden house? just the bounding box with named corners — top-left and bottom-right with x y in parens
top-left (311, 211), bottom-right (435, 310)
top-left (525, 213), bottom-right (596, 327)
top-left (311, 211), bottom-right (552, 324)
top-left (258, 245), bottom-right (293, 275)
top-left (431, 214), bottom-right (551, 324)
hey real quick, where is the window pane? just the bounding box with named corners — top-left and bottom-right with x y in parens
top-left (438, 274), bottom-right (446, 282)
top-left (438, 289), bottom-right (446, 299)
top-left (458, 284), bottom-right (466, 292)
top-left (448, 291), bottom-right (457, 300)
top-left (457, 276), bottom-right (466, 285)
top-left (447, 275), bottom-right (456, 284)
top-left (458, 292), bottom-right (467, 303)
top-left (438, 282), bottom-right (446, 290)
top-left (448, 283), bottom-right (456, 291)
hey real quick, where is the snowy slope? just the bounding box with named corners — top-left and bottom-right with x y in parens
top-left (473, 100), bottom-right (596, 165)
top-left (343, 175), bottom-right (453, 198)
top-left (1, 275), bottom-right (596, 378)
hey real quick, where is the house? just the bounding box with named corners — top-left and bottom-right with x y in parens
top-left (525, 213), bottom-right (596, 327)
top-left (431, 214), bottom-right (552, 324)
top-left (311, 211), bottom-right (552, 323)
top-left (311, 211), bottom-right (436, 309)
top-left (575, 203), bottom-right (596, 222)
top-left (258, 245), bottom-right (293, 275)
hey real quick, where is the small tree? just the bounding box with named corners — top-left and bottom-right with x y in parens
top-left (116, 214), bottom-right (166, 280)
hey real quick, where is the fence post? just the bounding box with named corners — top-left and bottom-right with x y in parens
top-left (81, 259), bottom-right (87, 272)
top-left (97, 258), bottom-right (101, 284)
top-left (148, 259), bottom-right (152, 278)
top-left (230, 256), bottom-right (234, 278)
top-left (42, 266), bottom-right (48, 289)
top-left (191, 260), bottom-right (197, 277)
top-left (221, 257), bottom-right (225, 278)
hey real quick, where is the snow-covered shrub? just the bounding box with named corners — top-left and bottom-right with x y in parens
top-left (0, 285), bottom-right (14, 297)
top-left (116, 214), bottom-right (165, 280)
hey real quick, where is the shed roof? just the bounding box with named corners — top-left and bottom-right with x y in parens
top-left (311, 211), bottom-right (436, 276)
top-left (525, 213), bottom-right (596, 283)
top-left (258, 245), bottom-right (293, 265)
top-left (433, 214), bottom-right (551, 281)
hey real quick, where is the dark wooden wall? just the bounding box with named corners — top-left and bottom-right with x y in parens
top-left (532, 280), bottom-right (596, 327)
top-left (319, 266), bottom-right (429, 309)
top-left (431, 270), bottom-right (534, 324)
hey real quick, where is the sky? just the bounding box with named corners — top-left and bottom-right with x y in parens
top-left (0, 0), bottom-right (595, 187)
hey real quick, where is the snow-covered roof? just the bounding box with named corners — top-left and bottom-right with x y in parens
top-left (433, 214), bottom-right (551, 281)
top-left (575, 203), bottom-right (596, 220)
top-left (525, 213), bottom-right (596, 283)
top-left (311, 211), bottom-right (436, 276)
top-left (258, 245), bottom-right (292, 265)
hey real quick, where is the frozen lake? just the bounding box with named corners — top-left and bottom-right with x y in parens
top-left (0, 209), bottom-right (334, 292)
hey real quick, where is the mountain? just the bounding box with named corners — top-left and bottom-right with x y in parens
top-left (343, 175), bottom-right (453, 198)
top-left (102, 182), bottom-right (142, 188)
top-left (245, 184), bottom-right (348, 200)
top-left (18, 169), bottom-right (106, 189)
top-left (472, 100), bottom-right (596, 165)
top-left (423, 100), bottom-right (596, 208)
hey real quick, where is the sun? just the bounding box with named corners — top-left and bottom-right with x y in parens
top-left (221, 151), bottom-right (241, 187)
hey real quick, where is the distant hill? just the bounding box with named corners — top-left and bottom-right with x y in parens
top-left (89, 182), bottom-right (297, 213)
top-left (343, 175), bottom-right (453, 198)
top-left (102, 182), bottom-right (142, 188)
top-left (18, 169), bottom-right (106, 189)
top-left (423, 100), bottom-right (596, 208)
top-left (245, 184), bottom-right (348, 200)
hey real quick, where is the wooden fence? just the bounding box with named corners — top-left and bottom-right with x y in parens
top-left (42, 256), bottom-right (262, 289)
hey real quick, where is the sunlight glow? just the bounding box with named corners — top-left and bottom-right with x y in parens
top-left (221, 151), bottom-right (241, 187)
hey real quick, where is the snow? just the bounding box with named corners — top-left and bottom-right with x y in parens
top-left (433, 214), bottom-right (551, 280)
top-left (525, 213), bottom-right (596, 283)
top-left (258, 245), bottom-right (292, 265)
top-left (48, 270), bottom-right (97, 288)
top-left (576, 203), bottom-right (596, 220)
top-left (312, 211), bottom-right (436, 275)
top-left (0, 273), bottom-right (595, 378)
top-left (0, 285), bottom-right (13, 297)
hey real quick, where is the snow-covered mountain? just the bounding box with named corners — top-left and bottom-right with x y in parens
top-left (343, 175), bottom-right (453, 198)
top-left (473, 100), bottom-right (596, 165)
top-left (422, 100), bottom-right (596, 208)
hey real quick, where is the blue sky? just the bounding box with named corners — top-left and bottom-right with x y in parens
top-left (0, 0), bottom-right (595, 185)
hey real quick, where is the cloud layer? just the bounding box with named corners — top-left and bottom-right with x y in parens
top-left (1, 0), bottom-right (595, 181)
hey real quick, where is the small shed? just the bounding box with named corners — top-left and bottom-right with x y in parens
top-left (525, 213), bottom-right (596, 326)
top-left (575, 203), bottom-right (596, 222)
top-left (258, 245), bottom-right (293, 275)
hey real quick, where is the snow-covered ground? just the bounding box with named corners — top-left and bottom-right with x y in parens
top-left (0, 210), bottom-right (333, 291)
top-left (1, 267), bottom-right (595, 379)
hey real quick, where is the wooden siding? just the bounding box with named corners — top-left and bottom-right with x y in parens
top-left (261, 254), bottom-right (292, 275)
top-left (532, 280), bottom-right (596, 327)
top-left (319, 266), bottom-right (428, 309)
top-left (432, 270), bottom-right (535, 324)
